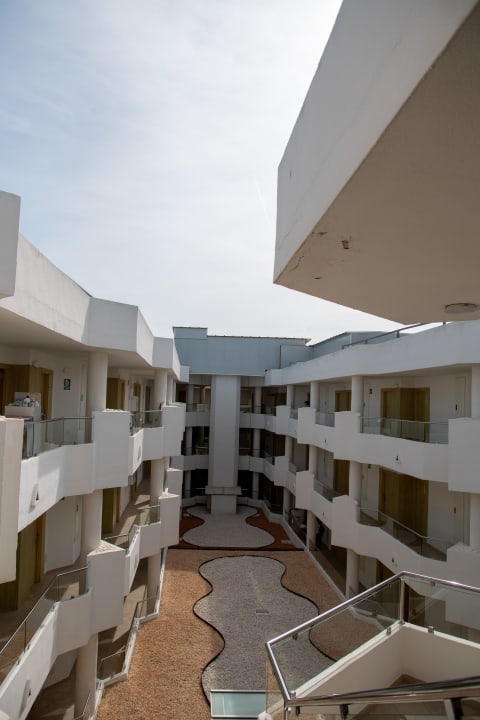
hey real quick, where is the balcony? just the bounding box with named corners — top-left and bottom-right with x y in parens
top-left (22, 417), bottom-right (93, 459)
top-left (0, 567), bottom-right (88, 686)
top-left (129, 410), bottom-right (162, 435)
top-left (358, 507), bottom-right (451, 561)
top-left (316, 411), bottom-right (335, 427)
top-left (361, 417), bottom-right (449, 444)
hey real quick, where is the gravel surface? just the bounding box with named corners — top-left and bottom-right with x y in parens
top-left (184, 506), bottom-right (274, 547)
top-left (97, 507), bottom-right (370, 720)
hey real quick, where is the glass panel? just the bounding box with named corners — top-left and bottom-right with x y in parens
top-left (0, 623), bottom-right (26, 683)
top-left (358, 508), bottom-right (451, 560)
top-left (404, 577), bottom-right (480, 642)
top-left (315, 412), bottom-right (335, 427)
top-left (23, 417), bottom-right (93, 457)
top-left (313, 478), bottom-right (341, 501)
top-left (268, 580), bottom-right (401, 696)
top-left (360, 418), bottom-right (448, 444)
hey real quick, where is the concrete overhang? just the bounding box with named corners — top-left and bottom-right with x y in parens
top-left (275, 0), bottom-right (480, 324)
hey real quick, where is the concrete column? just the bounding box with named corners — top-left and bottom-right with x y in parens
top-left (166, 375), bottom-right (173, 404)
top-left (472, 366), bottom-right (480, 418)
top-left (470, 494), bottom-right (480, 550)
top-left (153, 369), bottom-right (168, 409)
top-left (184, 470), bottom-right (191, 498)
top-left (186, 383), bottom-right (194, 408)
top-left (286, 384), bottom-right (294, 407)
top-left (308, 445), bottom-right (318, 475)
top-left (150, 457), bottom-right (165, 504)
top-left (80, 491), bottom-right (102, 563)
top-left (75, 634), bottom-right (97, 717)
top-left (252, 418), bottom-right (261, 499)
top-left (252, 473), bottom-right (259, 500)
top-left (349, 460), bottom-right (361, 503)
top-left (351, 375), bottom-right (363, 414)
top-left (77, 352), bottom-right (108, 715)
top-left (254, 386), bottom-right (262, 413)
top-left (185, 426), bottom-right (193, 455)
top-left (147, 552), bottom-right (162, 599)
top-left (306, 510), bottom-right (316, 551)
top-left (285, 436), bottom-right (293, 462)
top-left (283, 487), bottom-right (291, 522)
top-left (346, 548), bottom-right (360, 598)
top-left (86, 352), bottom-right (108, 415)
top-left (310, 381), bottom-right (320, 410)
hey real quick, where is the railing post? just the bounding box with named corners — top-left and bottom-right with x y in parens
top-left (399, 575), bottom-right (406, 624)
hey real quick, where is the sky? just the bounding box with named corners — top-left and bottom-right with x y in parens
top-left (0, 0), bottom-right (402, 343)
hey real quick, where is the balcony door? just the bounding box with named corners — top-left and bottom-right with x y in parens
top-left (381, 387), bottom-right (429, 441)
top-left (380, 469), bottom-right (428, 539)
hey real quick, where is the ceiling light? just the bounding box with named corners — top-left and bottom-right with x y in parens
top-left (444, 303), bottom-right (478, 314)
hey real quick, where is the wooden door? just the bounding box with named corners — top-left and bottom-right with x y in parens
top-left (334, 459), bottom-right (349, 495)
top-left (380, 469), bottom-right (428, 537)
top-left (335, 390), bottom-right (351, 411)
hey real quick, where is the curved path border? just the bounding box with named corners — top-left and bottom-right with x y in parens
top-left (183, 506), bottom-right (275, 548)
top-left (195, 555), bottom-right (321, 695)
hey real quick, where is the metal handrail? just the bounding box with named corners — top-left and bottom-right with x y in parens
top-left (288, 675), bottom-right (480, 710)
top-left (341, 323), bottom-right (430, 348)
top-left (266, 571), bottom-right (480, 704)
top-left (358, 506), bottom-right (452, 554)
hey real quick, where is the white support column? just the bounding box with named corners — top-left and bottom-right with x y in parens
top-left (77, 350), bottom-right (108, 718)
top-left (349, 461), bottom-right (361, 503)
top-left (184, 471), bottom-right (191, 498)
top-left (470, 494), bottom-right (480, 550)
top-left (308, 445), bottom-right (318, 475)
top-left (148, 369), bottom-right (169, 604)
top-left (471, 365), bottom-right (480, 418)
top-left (346, 548), bottom-right (360, 598)
top-left (286, 384), bottom-right (294, 408)
top-left (166, 375), bottom-right (173, 405)
top-left (75, 635), bottom-right (97, 718)
top-left (351, 375), bottom-right (364, 414)
top-left (310, 381), bottom-right (320, 410)
top-left (253, 399), bottom-right (261, 499)
top-left (86, 352), bottom-right (108, 416)
top-left (254, 386), bottom-right (262, 414)
top-left (306, 510), bottom-right (316, 551)
top-left (153, 369), bottom-right (168, 409)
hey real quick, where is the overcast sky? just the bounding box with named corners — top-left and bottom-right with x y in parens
top-left (0, 0), bottom-right (401, 343)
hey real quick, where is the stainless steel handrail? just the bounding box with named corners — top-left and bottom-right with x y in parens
top-left (288, 675), bottom-right (480, 709)
top-left (266, 571), bottom-right (480, 709)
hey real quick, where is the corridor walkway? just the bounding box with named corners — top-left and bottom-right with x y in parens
top-left (97, 508), bottom-right (362, 720)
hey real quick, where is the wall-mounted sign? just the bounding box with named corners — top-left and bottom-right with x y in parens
top-left (64, 379), bottom-right (71, 391)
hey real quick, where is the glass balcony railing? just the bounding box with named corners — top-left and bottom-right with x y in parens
top-left (186, 403), bottom-right (209, 412)
top-left (129, 410), bottom-right (162, 434)
top-left (315, 411), bottom-right (335, 427)
top-left (262, 405), bottom-right (276, 416)
top-left (290, 408), bottom-right (298, 420)
top-left (23, 417), bottom-right (93, 459)
top-left (266, 571), bottom-right (480, 718)
top-left (103, 504), bottom-right (162, 550)
top-left (183, 445), bottom-right (209, 456)
top-left (361, 417), bottom-right (449, 444)
top-left (358, 507), bottom-right (452, 560)
top-left (313, 478), bottom-right (341, 501)
top-left (0, 567), bottom-right (88, 685)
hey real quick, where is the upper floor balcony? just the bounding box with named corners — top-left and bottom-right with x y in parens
top-left (185, 403), bottom-right (210, 427)
top-left (298, 408), bottom-right (480, 489)
top-left (0, 541), bottom-right (124, 719)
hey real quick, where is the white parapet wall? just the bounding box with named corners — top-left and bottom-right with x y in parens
top-left (0, 418), bottom-right (23, 582)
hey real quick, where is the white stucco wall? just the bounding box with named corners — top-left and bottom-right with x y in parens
top-left (208, 375), bottom-right (241, 490)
